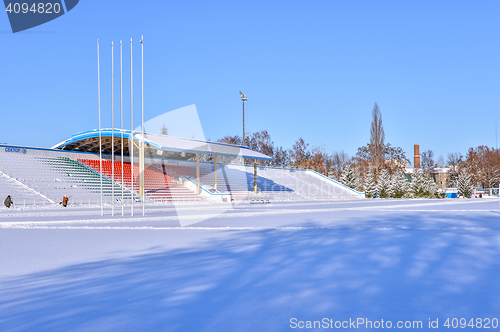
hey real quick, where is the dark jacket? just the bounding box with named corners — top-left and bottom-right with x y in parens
top-left (4, 196), bottom-right (12, 208)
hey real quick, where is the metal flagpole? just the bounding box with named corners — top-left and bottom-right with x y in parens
top-left (121, 40), bottom-right (124, 216)
top-left (130, 38), bottom-right (134, 216)
top-left (141, 35), bottom-right (145, 216)
top-left (97, 39), bottom-right (103, 216)
top-left (111, 41), bottom-right (114, 216)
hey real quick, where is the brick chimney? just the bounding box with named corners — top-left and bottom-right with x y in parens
top-left (414, 144), bottom-right (420, 168)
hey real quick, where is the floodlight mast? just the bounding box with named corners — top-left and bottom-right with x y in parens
top-left (239, 91), bottom-right (247, 146)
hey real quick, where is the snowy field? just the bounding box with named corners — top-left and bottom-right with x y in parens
top-left (1, 198), bottom-right (500, 331)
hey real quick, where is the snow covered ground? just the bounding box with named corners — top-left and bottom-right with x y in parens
top-left (1, 198), bottom-right (500, 331)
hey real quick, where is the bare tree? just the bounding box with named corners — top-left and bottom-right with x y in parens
top-left (328, 150), bottom-right (350, 180)
top-left (447, 152), bottom-right (463, 186)
top-left (355, 143), bottom-right (409, 176)
top-left (447, 152), bottom-right (463, 167)
top-left (218, 135), bottom-right (242, 145)
top-left (421, 149), bottom-right (435, 173)
top-left (272, 146), bottom-right (290, 168)
top-left (291, 138), bottom-right (310, 169)
top-left (370, 103), bottom-right (385, 169)
top-left (383, 143), bottom-right (411, 171)
top-left (306, 146), bottom-right (325, 174)
top-left (249, 130), bottom-right (275, 166)
top-left (462, 146), bottom-right (500, 189)
top-left (436, 155), bottom-right (445, 167)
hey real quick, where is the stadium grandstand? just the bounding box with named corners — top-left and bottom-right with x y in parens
top-left (0, 129), bottom-right (363, 206)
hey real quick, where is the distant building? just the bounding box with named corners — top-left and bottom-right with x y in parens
top-left (406, 167), bottom-right (453, 190)
top-left (433, 167), bottom-right (452, 190)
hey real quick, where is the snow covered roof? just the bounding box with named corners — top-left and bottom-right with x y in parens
top-left (51, 129), bottom-right (273, 161)
top-left (406, 167), bottom-right (451, 174)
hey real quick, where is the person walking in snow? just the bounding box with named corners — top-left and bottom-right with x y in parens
top-left (4, 195), bottom-right (13, 208)
top-left (61, 195), bottom-right (69, 207)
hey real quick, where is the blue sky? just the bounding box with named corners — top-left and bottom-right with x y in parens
top-left (1, 0), bottom-right (499, 163)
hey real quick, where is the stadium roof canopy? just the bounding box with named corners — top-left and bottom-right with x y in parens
top-left (52, 129), bottom-right (272, 161)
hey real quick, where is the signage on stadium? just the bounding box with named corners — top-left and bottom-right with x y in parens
top-left (5, 147), bottom-right (27, 154)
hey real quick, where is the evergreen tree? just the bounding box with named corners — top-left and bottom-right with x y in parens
top-left (457, 170), bottom-right (473, 198)
top-left (403, 173), bottom-right (411, 196)
top-left (391, 168), bottom-right (408, 198)
top-left (377, 169), bottom-right (392, 198)
top-left (364, 170), bottom-right (376, 198)
top-left (423, 174), bottom-right (438, 197)
top-left (340, 164), bottom-right (358, 190)
top-left (410, 170), bottom-right (426, 197)
top-left (356, 176), bottom-right (365, 193)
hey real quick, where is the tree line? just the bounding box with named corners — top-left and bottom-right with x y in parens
top-left (218, 132), bottom-right (354, 179)
top-left (339, 164), bottom-right (477, 198)
top-left (218, 103), bottom-right (500, 194)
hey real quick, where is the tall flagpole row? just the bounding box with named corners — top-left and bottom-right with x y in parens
top-left (97, 37), bottom-right (144, 217)
top-left (97, 39), bottom-right (103, 216)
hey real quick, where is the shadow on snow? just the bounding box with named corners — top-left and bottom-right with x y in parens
top-left (1, 210), bottom-right (500, 331)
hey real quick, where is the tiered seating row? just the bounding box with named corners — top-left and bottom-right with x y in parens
top-left (43, 157), bottom-right (128, 195)
top-left (158, 161), bottom-right (293, 198)
top-left (0, 154), bottom-right (132, 205)
top-left (0, 173), bottom-right (43, 205)
top-left (257, 167), bottom-right (362, 199)
top-left (0, 150), bottom-right (361, 206)
top-left (78, 159), bottom-right (203, 202)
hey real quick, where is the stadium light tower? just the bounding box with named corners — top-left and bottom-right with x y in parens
top-left (239, 91), bottom-right (247, 146)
